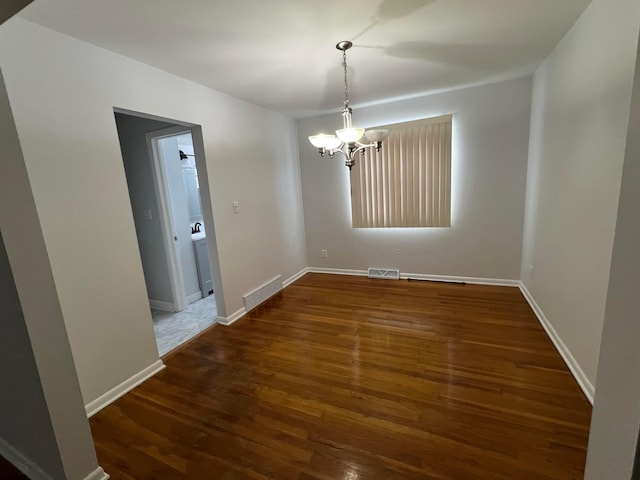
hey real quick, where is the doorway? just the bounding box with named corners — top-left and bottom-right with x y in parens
top-left (114, 111), bottom-right (222, 356)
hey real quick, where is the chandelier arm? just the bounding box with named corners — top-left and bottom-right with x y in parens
top-left (327, 148), bottom-right (348, 160)
top-left (351, 145), bottom-right (370, 157)
top-left (325, 148), bottom-right (356, 170)
top-left (356, 140), bottom-right (384, 152)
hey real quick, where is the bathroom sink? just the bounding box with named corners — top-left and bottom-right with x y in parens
top-left (191, 232), bottom-right (206, 241)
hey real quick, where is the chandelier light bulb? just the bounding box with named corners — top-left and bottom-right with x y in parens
top-left (336, 128), bottom-right (365, 144)
top-left (324, 136), bottom-right (343, 150)
top-left (308, 134), bottom-right (331, 149)
top-left (364, 129), bottom-right (389, 143)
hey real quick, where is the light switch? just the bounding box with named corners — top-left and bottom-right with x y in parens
top-left (232, 201), bottom-right (239, 214)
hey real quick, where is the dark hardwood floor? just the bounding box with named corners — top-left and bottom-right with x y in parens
top-left (0, 455), bottom-right (27, 479)
top-left (90, 273), bottom-right (592, 479)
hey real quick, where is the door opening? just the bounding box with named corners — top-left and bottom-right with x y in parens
top-left (114, 111), bottom-right (223, 356)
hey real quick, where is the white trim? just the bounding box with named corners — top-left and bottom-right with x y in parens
top-left (85, 360), bottom-right (166, 417)
top-left (84, 467), bottom-right (110, 480)
top-left (518, 282), bottom-right (594, 404)
top-left (0, 436), bottom-right (53, 480)
top-left (283, 267), bottom-right (309, 287)
top-left (0, 438), bottom-right (110, 480)
top-left (146, 129), bottom-right (188, 312)
top-left (217, 307), bottom-right (246, 326)
top-left (308, 267), bottom-right (519, 287)
top-left (148, 299), bottom-right (174, 312)
top-left (186, 291), bottom-right (202, 304)
top-left (400, 271), bottom-right (519, 287)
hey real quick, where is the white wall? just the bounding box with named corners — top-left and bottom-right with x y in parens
top-left (584, 31), bottom-right (640, 480)
top-left (0, 18), bottom-right (307, 406)
top-left (115, 113), bottom-right (176, 305)
top-left (297, 77), bottom-right (532, 280)
top-left (520, 0), bottom-right (640, 392)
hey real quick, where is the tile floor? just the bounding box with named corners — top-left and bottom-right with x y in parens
top-left (151, 295), bottom-right (217, 356)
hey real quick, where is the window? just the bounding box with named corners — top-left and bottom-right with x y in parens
top-left (350, 115), bottom-right (452, 228)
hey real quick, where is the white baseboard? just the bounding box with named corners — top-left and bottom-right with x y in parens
top-left (148, 299), bottom-right (174, 312)
top-left (85, 360), bottom-right (165, 417)
top-left (308, 267), bottom-right (519, 287)
top-left (0, 436), bottom-right (53, 480)
top-left (217, 307), bottom-right (246, 326)
top-left (283, 267), bottom-right (310, 287)
top-left (84, 466), bottom-right (110, 480)
top-left (187, 291), bottom-right (203, 304)
top-left (401, 271), bottom-right (519, 287)
top-left (0, 437), bottom-right (110, 480)
top-left (151, 293), bottom-right (202, 311)
top-left (518, 282), bottom-right (594, 404)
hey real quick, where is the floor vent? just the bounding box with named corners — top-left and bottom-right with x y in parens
top-left (367, 268), bottom-right (400, 280)
top-left (243, 275), bottom-right (283, 311)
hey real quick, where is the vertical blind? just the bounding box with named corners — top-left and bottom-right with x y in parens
top-left (351, 115), bottom-right (452, 228)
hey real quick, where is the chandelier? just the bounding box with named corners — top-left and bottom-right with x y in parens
top-left (308, 41), bottom-right (389, 170)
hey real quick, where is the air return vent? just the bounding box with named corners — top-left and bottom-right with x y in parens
top-left (243, 275), bottom-right (283, 311)
top-left (367, 268), bottom-right (400, 280)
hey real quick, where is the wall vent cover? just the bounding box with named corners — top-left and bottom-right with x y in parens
top-left (243, 275), bottom-right (283, 312)
top-left (367, 268), bottom-right (400, 280)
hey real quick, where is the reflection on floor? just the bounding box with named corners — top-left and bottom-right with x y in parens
top-left (151, 295), bottom-right (217, 356)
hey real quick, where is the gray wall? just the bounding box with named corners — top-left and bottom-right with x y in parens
top-left (520, 0), bottom-right (640, 391)
top-left (0, 67), bottom-right (101, 479)
top-left (585, 31), bottom-right (640, 480)
top-left (0, 17), bottom-right (307, 406)
top-left (0, 232), bottom-right (65, 478)
top-left (0, 1), bottom-right (31, 25)
top-left (115, 113), bottom-right (177, 305)
top-left (297, 77), bottom-right (532, 280)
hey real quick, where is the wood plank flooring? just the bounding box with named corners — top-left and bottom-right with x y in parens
top-left (90, 273), bottom-right (592, 479)
top-left (0, 454), bottom-right (28, 479)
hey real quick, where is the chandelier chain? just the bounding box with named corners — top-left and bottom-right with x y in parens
top-left (342, 49), bottom-right (349, 108)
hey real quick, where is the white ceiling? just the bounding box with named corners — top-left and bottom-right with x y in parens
top-left (19, 0), bottom-right (591, 118)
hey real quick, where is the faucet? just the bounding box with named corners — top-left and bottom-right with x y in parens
top-left (194, 222), bottom-right (202, 233)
